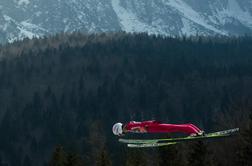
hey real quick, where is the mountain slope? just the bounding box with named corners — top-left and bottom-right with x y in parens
top-left (0, 0), bottom-right (252, 43)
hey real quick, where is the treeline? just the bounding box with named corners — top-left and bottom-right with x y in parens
top-left (0, 32), bottom-right (252, 165)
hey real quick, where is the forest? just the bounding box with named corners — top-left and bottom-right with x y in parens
top-left (0, 32), bottom-right (251, 166)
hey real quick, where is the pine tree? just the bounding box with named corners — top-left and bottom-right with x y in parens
top-left (96, 147), bottom-right (112, 166)
top-left (125, 149), bottom-right (146, 166)
top-left (67, 153), bottom-right (83, 166)
top-left (158, 144), bottom-right (183, 166)
top-left (86, 121), bottom-right (112, 166)
top-left (237, 110), bottom-right (252, 166)
top-left (0, 155), bottom-right (3, 166)
top-left (187, 141), bottom-right (212, 166)
top-left (22, 155), bottom-right (32, 166)
top-left (49, 145), bottom-right (68, 166)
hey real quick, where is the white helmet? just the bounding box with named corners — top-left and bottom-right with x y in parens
top-left (112, 123), bottom-right (123, 135)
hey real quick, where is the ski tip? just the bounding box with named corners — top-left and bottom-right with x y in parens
top-left (230, 128), bottom-right (239, 133)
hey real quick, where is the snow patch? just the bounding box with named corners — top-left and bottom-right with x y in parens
top-left (2, 23), bottom-right (8, 31)
top-left (8, 34), bottom-right (17, 43)
top-left (64, 23), bottom-right (71, 32)
top-left (17, 27), bottom-right (37, 39)
top-left (97, 2), bottom-right (104, 12)
top-left (2, 15), bottom-right (46, 42)
top-left (3, 15), bottom-right (12, 22)
top-left (88, 22), bottom-right (96, 32)
top-left (227, 0), bottom-right (252, 28)
top-left (63, 18), bottom-right (68, 23)
top-left (21, 21), bottom-right (47, 32)
top-left (111, 0), bottom-right (167, 35)
top-left (211, 0), bottom-right (252, 28)
top-left (35, 11), bottom-right (42, 17)
top-left (181, 18), bottom-right (196, 35)
top-left (111, 0), bottom-right (150, 32)
top-left (17, 0), bottom-right (30, 6)
top-left (164, 0), bottom-right (227, 35)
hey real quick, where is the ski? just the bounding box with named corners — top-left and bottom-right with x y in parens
top-left (119, 128), bottom-right (239, 144)
top-left (127, 142), bottom-right (177, 148)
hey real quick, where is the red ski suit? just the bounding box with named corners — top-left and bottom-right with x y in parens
top-left (124, 120), bottom-right (201, 134)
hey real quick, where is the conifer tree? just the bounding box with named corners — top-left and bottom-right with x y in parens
top-left (237, 110), bottom-right (252, 166)
top-left (0, 155), bottom-right (3, 166)
top-left (67, 153), bottom-right (83, 166)
top-left (86, 121), bottom-right (112, 166)
top-left (96, 147), bottom-right (112, 166)
top-left (22, 155), bottom-right (32, 166)
top-left (187, 141), bottom-right (212, 166)
top-left (49, 146), bottom-right (68, 166)
top-left (158, 144), bottom-right (183, 166)
top-left (125, 149), bottom-right (146, 166)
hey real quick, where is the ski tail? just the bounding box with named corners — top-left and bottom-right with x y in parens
top-left (127, 142), bottom-right (177, 148)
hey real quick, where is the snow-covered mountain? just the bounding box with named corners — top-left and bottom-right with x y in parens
top-left (1, 0), bottom-right (252, 43)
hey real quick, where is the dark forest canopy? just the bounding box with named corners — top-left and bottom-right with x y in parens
top-left (0, 32), bottom-right (252, 166)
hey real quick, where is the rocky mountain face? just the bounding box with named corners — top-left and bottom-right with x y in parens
top-left (0, 0), bottom-right (252, 43)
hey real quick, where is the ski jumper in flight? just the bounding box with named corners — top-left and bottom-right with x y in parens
top-left (112, 120), bottom-right (204, 136)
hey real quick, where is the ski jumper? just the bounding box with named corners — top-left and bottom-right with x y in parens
top-left (124, 120), bottom-right (202, 134)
